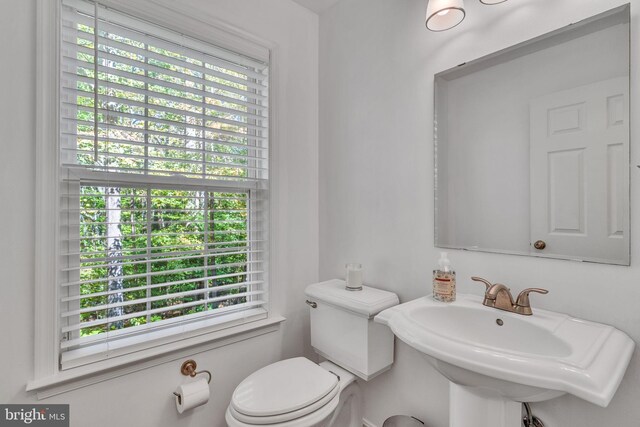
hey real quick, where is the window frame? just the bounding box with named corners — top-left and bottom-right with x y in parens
top-left (31, 0), bottom-right (283, 395)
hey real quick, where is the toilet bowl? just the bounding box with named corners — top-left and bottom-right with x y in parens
top-left (225, 279), bottom-right (399, 427)
top-left (225, 358), bottom-right (361, 427)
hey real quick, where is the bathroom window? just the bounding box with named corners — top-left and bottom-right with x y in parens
top-left (56, 0), bottom-right (269, 369)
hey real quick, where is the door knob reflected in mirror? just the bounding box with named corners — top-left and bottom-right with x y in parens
top-left (533, 240), bottom-right (546, 250)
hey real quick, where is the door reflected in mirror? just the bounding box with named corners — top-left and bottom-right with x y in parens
top-left (434, 5), bottom-right (630, 265)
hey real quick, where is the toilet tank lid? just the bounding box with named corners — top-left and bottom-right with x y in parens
top-left (305, 279), bottom-right (399, 317)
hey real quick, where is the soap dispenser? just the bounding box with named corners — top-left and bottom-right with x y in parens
top-left (433, 252), bottom-right (456, 302)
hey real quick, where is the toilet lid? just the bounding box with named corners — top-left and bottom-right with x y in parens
top-left (231, 357), bottom-right (339, 418)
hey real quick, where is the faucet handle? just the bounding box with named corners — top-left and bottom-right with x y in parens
top-left (471, 276), bottom-right (493, 292)
top-left (515, 288), bottom-right (548, 315)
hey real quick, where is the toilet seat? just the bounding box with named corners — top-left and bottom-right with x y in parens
top-left (228, 388), bottom-right (340, 425)
top-left (229, 358), bottom-right (340, 425)
top-left (225, 394), bottom-right (340, 427)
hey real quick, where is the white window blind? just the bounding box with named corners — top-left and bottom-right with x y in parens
top-left (59, 0), bottom-right (269, 368)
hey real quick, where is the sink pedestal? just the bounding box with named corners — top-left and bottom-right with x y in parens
top-left (450, 384), bottom-right (521, 427)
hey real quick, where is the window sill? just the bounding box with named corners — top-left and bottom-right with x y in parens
top-left (26, 315), bottom-right (285, 399)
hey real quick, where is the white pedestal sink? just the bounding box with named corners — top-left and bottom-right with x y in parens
top-left (375, 294), bottom-right (634, 427)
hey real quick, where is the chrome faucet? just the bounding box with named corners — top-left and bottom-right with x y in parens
top-left (471, 277), bottom-right (548, 316)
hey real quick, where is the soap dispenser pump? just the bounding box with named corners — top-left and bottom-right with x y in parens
top-left (433, 252), bottom-right (456, 302)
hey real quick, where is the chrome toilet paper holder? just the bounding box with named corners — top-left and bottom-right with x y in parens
top-left (173, 359), bottom-right (212, 401)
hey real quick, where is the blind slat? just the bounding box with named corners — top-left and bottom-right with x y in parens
top-left (61, 126), bottom-right (269, 155)
top-left (62, 148), bottom-right (268, 171)
top-left (60, 304), bottom-right (267, 350)
top-left (74, 219), bottom-right (252, 228)
top-left (63, 254), bottom-right (263, 272)
top-left (61, 280), bottom-right (264, 303)
top-left (63, 112), bottom-right (267, 143)
top-left (61, 95), bottom-right (268, 130)
top-left (62, 229), bottom-right (259, 243)
top-left (81, 89), bottom-right (269, 121)
top-left (61, 289), bottom-right (265, 318)
top-left (61, 266), bottom-right (263, 287)
top-left (62, 41), bottom-right (268, 100)
top-left (61, 71), bottom-right (267, 112)
top-left (62, 200), bottom-right (265, 210)
top-left (60, 240), bottom-right (266, 258)
top-left (82, 30), bottom-right (270, 91)
top-left (61, 299), bottom-right (267, 333)
top-left (64, 96), bottom-right (268, 133)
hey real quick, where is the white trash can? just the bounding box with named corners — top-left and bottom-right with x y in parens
top-left (382, 415), bottom-right (425, 427)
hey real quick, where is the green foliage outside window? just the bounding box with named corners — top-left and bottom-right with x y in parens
top-left (67, 21), bottom-right (266, 338)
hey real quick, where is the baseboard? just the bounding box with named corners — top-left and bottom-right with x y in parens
top-left (363, 418), bottom-right (378, 427)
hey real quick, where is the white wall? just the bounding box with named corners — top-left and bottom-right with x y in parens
top-left (319, 0), bottom-right (640, 426)
top-left (0, 1), bottom-right (318, 426)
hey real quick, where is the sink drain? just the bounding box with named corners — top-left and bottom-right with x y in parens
top-left (496, 318), bottom-right (504, 326)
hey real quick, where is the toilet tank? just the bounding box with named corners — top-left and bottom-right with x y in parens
top-left (305, 279), bottom-right (399, 380)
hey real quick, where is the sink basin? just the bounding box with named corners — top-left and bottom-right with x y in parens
top-left (375, 294), bottom-right (634, 427)
top-left (408, 304), bottom-right (572, 358)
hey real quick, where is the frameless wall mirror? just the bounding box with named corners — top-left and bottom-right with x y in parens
top-left (435, 4), bottom-right (630, 265)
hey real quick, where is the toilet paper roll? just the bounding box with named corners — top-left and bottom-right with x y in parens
top-left (175, 377), bottom-right (210, 414)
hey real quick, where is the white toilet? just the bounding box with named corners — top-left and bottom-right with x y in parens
top-left (225, 279), bottom-right (399, 427)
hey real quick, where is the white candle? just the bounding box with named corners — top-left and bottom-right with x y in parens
top-left (345, 263), bottom-right (363, 290)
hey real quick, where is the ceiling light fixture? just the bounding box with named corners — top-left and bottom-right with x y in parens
top-left (426, 0), bottom-right (508, 32)
top-left (426, 0), bottom-right (465, 31)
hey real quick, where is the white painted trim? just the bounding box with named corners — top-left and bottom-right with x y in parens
top-left (34, 0), bottom-right (61, 384)
top-left (32, 0), bottom-right (280, 389)
top-left (362, 418), bottom-right (378, 427)
top-left (267, 46), bottom-right (280, 317)
top-left (32, 316), bottom-right (285, 399)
